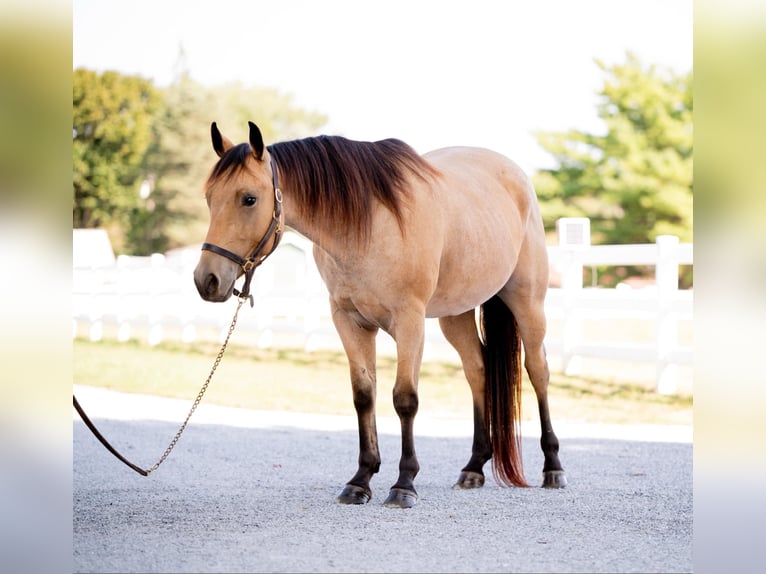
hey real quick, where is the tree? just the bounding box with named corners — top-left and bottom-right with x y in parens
top-left (73, 65), bottom-right (328, 255)
top-left (72, 69), bottom-right (160, 251)
top-left (126, 71), bottom-right (215, 255)
top-left (533, 53), bottom-right (692, 286)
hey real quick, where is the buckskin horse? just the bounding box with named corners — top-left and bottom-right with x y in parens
top-left (193, 121), bottom-right (567, 508)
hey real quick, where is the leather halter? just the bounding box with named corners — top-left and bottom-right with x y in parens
top-left (201, 156), bottom-right (284, 302)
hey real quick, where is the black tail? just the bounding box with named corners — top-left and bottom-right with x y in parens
top-left (480, 295), bottom-right (528, 487)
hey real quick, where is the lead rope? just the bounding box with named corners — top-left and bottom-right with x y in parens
top-left (74, 294), bottom-right (248, 476)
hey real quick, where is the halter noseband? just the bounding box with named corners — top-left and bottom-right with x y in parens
top-left (201, 156), bottom-right (284, 303)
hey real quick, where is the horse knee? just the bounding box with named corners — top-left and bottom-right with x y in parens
top-left (393, 389), bottom-right (419, 418)
top-left (349, 363), bottom-right (376, 410)
top-left (352, 386), bottom-right (375, 412)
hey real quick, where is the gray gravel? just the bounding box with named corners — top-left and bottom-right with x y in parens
top-left (73, 389), bottom-right (692, 573)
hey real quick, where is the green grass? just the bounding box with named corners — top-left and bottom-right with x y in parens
top-left (73, 338), bottom-right (692, 426)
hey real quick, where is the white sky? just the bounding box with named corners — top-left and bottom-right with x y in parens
top-left (73, 0), bottom-right (692, 174)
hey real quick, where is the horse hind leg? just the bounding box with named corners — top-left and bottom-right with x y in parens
top-left (501, 289), bottom-right (567, 488)
top-left (438, 311), bottom-right (492, 489)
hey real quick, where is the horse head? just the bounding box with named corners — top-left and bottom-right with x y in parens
top-left (193, 122), bottom-right (282, 302)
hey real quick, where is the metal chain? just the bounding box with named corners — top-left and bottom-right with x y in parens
top-left (144, 295), bottom-right (247, 475)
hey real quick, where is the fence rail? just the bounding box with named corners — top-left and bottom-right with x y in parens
top-left (73, 221), bottom-right (693, 394)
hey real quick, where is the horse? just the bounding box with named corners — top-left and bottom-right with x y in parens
top-left (193, 121), bottom-right (567, 508)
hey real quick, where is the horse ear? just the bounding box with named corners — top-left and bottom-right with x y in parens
top-left (211, 122), bottom-right (234, 158)
top-left (248, 121), bottom-right (265, 161)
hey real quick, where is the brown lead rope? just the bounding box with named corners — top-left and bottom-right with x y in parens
top-left (73, 295), bottom-right (247, 476)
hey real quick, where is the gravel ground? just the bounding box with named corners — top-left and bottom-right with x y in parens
top-left (73, 386), bottom-right (692, 573)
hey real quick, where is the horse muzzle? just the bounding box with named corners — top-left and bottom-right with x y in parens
top-left (193, 256), bottom-right (239, 302)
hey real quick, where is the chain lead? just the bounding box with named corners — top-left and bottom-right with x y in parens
top-left (145, 295), bottom-right (247, 475)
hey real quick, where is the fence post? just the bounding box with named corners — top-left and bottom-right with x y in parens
top-left (655, 235), bottom-right (680, 394)
top-left (179, 249), bottom-right (198, 343)
top-left (88, 268), bottom-right (104, 342)
top-left (115, 255), bottom-right (132, 342)
top-left (147, 253), bottom-right (165, 346)
top-left (557, 218), bottom-right (590, 376)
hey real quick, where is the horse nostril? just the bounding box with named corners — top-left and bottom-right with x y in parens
top-left (204, 273), bottom-right (219, 296)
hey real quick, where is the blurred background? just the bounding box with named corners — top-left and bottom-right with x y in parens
top-left (70, 1), bottom-right (696, 401)
top-left (2, 0), bottom-right (765, 572)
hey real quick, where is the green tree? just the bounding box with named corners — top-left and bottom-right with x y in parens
top-left (126, 71), bottom-right (214, 255)
top-left (73, 64), bottom-right (328, 255)
top-left (534, 53), bottom-right (692, 246)
top-left (73, 69), bottom-right (160, 251)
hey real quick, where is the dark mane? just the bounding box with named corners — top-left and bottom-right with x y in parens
top-left (268, 135), bottom-right (439, 244)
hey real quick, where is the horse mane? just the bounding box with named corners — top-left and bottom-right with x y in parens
top-left (267, 135), bottom-right (440, 245)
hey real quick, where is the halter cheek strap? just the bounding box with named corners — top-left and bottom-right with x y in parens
top-left (201, 156), bottom-right (284, 304)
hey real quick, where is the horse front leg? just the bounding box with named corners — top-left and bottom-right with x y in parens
top-left (331, 306), bottom-right (381, 505)
top-left (383, 314), bottom-right (426, 509)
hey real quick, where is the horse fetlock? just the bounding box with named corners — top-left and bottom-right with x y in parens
top-left (358, 452), bottom-right (381, 474)
top-left (462, 451), bottom-right (491, 475)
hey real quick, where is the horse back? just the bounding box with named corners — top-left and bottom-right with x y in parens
top-left (424, 146), bottom-right (537, 222)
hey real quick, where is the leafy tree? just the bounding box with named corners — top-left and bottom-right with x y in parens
top-left (72, 69), bottom-right (160, 251)
top-left (533, 53), bottom-right (692, 286)
top-left (73, 64), bottom-right (328, 254)
top-left (534, 53), bottom-right (693, 243)
top-left (126, 71), bottom-right (215, 254)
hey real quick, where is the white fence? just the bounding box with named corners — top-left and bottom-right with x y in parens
top-left (545, 219), bottom-right (692, 394)
top-left (73, 220), bottom-right (693, 394)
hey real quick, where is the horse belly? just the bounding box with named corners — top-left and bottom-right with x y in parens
top-left (425, 251), bottom-right (517, 318)
top-left (422, 147), bottom-right (532, 318)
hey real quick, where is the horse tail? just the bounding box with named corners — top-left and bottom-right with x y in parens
top-left (480, 295), bottom-right (528, 487)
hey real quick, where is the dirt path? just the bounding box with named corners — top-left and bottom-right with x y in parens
top-left (73, 386), bottom-right (692, 573)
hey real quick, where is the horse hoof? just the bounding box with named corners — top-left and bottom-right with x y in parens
top-left (542, 470), bottom-right (568, 489)
top-left (337, 484), bottom-right (372, 504)
top-left (452, 470), bottom-right (485, 489)
top-left (383, 487), bottom-right (417, 508)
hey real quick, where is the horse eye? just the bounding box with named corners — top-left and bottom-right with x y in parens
top-left (242, 194), bottom-right (257, 207)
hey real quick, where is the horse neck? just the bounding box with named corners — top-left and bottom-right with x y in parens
top-left (280, 189), bottom-right (343, 256)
